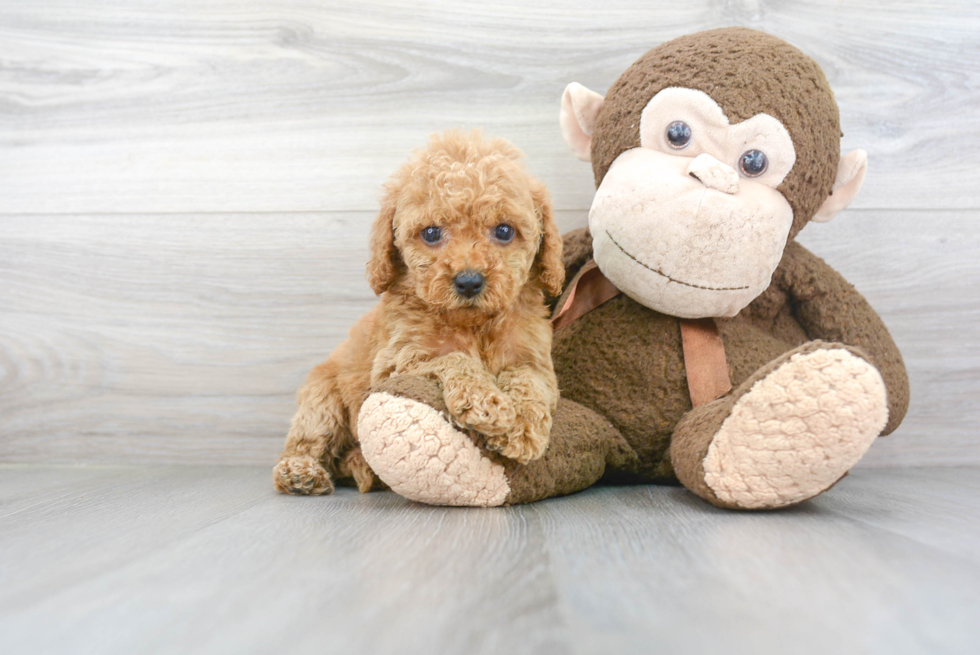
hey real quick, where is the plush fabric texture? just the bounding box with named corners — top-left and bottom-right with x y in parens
top-left (703, 347), bottom-right (887, 508)
top-left (551, 231), bottom-right (909, 474)
top-left (771, 241), bottom-right (909, 434)
top-left (685, 152), bottom-right (740, 194)
top-left (813, 149), bottom-right (869, 223)
top-left (554, 270), bottom-right (734, 409)
top-left (637, 88), bottom-right (798, 189)
top-left (359, 391), bottom-right (511, 507)
top-left (672, 342), bottom-right (888, 509)
top-left (588, 147), bottom-right (795, 318)
top-left (590, 27), bottom-right (840, 240)
top-left (359, 376), bottom-right (640, 506)
top-left (560, 82), bottom-right (605, 161)
top-left (552, 285), bottom-right (690, 481)
top-left (559, 228), bottom-right (598, 288)
top-left (551, 262), bottom-right (621, 331)
top-left (504, 395), bottom-right (640, 504)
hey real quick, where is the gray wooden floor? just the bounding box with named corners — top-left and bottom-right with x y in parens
top-left (1, 465), bottom-right (977, 655)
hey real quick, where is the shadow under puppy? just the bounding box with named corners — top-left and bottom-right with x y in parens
top-left (274, 130), bottom-right (565, 495)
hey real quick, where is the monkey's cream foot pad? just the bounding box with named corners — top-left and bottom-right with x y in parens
top-left (358, 392), bottom-right (510, 507)
top-left (703, 348), bottom-right (889, 509)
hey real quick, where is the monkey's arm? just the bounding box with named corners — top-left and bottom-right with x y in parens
top-left (773, 240), bottom-right (909, 435)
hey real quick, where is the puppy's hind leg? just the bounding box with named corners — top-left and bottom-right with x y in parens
top-left (339, 447), bottom-right (383, 493)
top-left (273, 366), bottom-right (349, 495)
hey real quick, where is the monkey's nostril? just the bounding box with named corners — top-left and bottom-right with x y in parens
top-left (453, 270), bottom-right (485, 299)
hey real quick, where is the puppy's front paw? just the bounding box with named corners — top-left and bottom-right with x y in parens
top-left (273, 455), bottom-right (334, 495)
top-left (444, 385), bottom-right (517, 437)
top-left (486, 409), bottom-right (551, 464)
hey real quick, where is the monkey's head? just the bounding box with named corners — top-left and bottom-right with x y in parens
top-left (560, 28), bottom-right (868, 318)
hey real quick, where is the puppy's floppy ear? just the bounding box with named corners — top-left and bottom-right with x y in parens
top-left (530, 179), bottom-right (565, 297)
top-left (366, 183), bottom-right (402, 295)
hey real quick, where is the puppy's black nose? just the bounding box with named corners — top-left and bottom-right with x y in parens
top-left (453, 270), bottom-right (485, 299)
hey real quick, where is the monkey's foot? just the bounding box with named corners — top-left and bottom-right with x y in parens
top-left (273, 455), bottom-right (334, 495)
top-left (357, 376), bottom-right (628, 507)
top-left (672, 343), bottom-right (888, 509)
top-left (358, 395), bottom-right (511, 507)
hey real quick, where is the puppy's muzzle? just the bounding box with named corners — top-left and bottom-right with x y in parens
top-left (453, 270), bottom-right (485, 299)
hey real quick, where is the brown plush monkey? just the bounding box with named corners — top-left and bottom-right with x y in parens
top-left (356, 27), bottom-right (909, 509)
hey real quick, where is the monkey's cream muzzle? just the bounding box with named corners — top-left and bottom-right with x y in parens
top-left (589, 147), bottom-right (794, 319)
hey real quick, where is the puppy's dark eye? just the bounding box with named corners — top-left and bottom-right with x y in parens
top-left (666, 121), bottom-right (692, 150)
top-left (739, 150), bottom-right (768, 177)
top-left (493, 224), bottom-right (515, 243)
top-left (420, 226), bottom-right (443, 244)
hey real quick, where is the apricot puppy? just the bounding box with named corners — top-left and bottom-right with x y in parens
top-left (273, 130), bottom-right (565, 495)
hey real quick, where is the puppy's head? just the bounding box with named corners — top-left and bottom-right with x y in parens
top-left (367, 130), bottom-right (564, 319)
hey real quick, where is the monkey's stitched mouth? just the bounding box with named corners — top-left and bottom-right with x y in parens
top-left (605, 231), bottom-right (750, 291)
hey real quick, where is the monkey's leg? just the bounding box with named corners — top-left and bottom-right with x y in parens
top-left (670, 342), bottom-right (888, 510)
top-left (777, 241), bottom-right (909, 434)
top-left (273, 366), bottom-right (349, 496)
top-left (356, 376), bottom-right (639, 506)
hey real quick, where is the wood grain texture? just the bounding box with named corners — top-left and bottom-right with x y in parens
top-left (1, 210), bottom-right (977, 466)
top-left (0, 1), bottom-right (977, 467)
top-left (0, 465), bottom-right (977, 655)
top-left (0, 0), bottom-right (979, 213)
top-left (0, 210), bottom-right (579, 464)
top-left (796, 211), bottom-right (980, 468)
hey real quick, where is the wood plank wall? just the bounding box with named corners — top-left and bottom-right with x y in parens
top-left (1, 1), bottom-right (978, 466)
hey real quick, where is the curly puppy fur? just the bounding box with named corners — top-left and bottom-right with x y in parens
top-left (274, 130), bottom-right (565, 495)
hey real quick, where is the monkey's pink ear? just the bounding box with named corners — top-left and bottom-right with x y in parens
top-left (813, 149), bottom-right (868, 223)
top-left (560, 83), bottom-right (605, 162)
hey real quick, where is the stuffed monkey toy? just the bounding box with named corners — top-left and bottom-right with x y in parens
top-left (356, 27), bottom-right (909, 509)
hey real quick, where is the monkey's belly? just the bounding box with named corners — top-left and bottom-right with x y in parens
top-left (552, 294), bottom-right (808, 478)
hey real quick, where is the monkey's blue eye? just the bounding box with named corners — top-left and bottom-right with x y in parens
top-left (666, 121), bottom-right (692, 149)
top-left (739, 150), bottom-right (768, 177)
top-left (493, 224), bottom-right (515, 243)
top-left (421, 226), bottom-right (442, 244)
